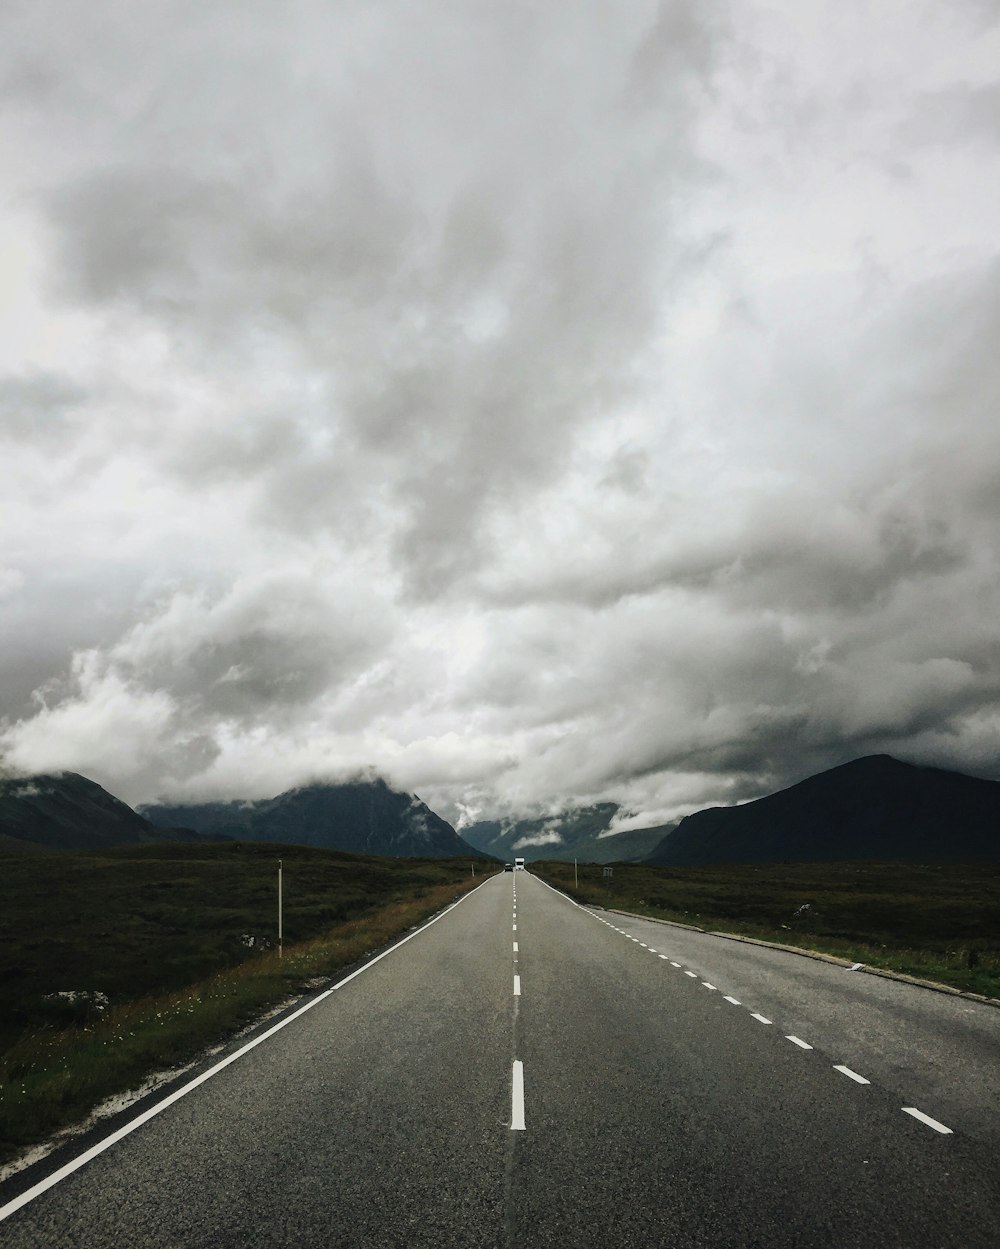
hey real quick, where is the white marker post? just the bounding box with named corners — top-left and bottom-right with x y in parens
top-left (278, 858), bottom-right (283, 960)
top-left (574, 858), bottom-right (578, 889)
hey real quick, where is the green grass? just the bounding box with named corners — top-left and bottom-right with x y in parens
top-left (0, 842), bottom-right (490, 1162)
top-left (531, 859), bottom-right (1000, 999)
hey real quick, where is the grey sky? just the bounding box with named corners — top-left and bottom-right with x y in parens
top-left (1, 1), bottom-right (998, 829)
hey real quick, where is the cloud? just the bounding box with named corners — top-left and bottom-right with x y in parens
top-left (0, 371), bottom-right (86, 441)
top-left (512, 830), bottom-right (564, 851)
top-left (0, 0), bottom-right (998, 824)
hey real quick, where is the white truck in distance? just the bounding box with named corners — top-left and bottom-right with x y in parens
top-left (514, 858), bottom-right (525, 871)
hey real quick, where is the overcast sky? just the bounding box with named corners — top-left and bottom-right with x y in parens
top-left (1, 1), bottom-right (998, 829)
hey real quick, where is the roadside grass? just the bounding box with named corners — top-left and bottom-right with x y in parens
top-left (0, 843), bottom-right (490, 1163)
top-left (531, 859), bottom-right (1000, 999)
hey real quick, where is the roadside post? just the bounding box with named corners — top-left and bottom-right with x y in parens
top-left (278, 858), bottom-right (283, 960)
top-left (603, 865), bottom-right (613, 895)
top-left (574, 858), bottom-right (578, 889)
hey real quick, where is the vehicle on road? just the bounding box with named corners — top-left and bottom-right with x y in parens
top-left (514, 857), bottom-right (525, 870)
top-left (503, 863), bottom-right (513, 871)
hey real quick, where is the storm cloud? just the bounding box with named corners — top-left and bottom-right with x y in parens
top-left (1, 1), bottom-right (998, 827)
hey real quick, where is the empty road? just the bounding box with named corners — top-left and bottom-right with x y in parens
top-left (1, 870), bottom-right (997, 1247)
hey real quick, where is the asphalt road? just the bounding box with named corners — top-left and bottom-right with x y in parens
top-left (1, 870), bottom-right (997, 1248)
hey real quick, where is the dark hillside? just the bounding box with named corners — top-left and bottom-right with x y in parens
top-left (0, 773), bottom-right (205, 851)
top-left (462, 802), bottom-right (667, 864)
top-left (646, 755), bottom-right (1000, 866)
top-left (143, 777), bottom-right (489, 859)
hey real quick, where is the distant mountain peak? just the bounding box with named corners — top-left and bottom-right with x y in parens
top-left (646, 755), bottom-right (1000, 866)
top-left (0, 770), bottom-right (208, 852)
top-left (142, 775), bottom-right (488, 860)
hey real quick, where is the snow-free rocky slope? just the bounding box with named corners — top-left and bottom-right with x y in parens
top-left (462, 802), bottom-right (670, 864)
top-left (645, 755), bottom-right (1000, 866)
top-left (142, 777), bottom-right (489, 859)
top-left (0, 772), bottom-right (210, 851)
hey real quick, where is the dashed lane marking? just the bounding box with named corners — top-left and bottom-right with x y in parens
top-left (902, 1107), bottom-right (952, 1134)
top-left (834, 1065), bottom-right (870, 1085)
top-left (513, 975), bottom-right (521, 996)
top-left (530, 881), bottom-right (968, 1142)
top-left (511, 1062), bottom-right (526, 1131)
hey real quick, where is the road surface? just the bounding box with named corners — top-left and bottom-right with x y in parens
top-left (1, 869), bottom-right (997, 1247)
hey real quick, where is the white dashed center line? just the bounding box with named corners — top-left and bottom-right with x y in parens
top-left (513, 941), bottom-right (519, 953)
top-left (702, 982), bottom-right (717, 991)
top-left (723, 996), bottom-right (741, 1006)
top-left (684, 970), bottom-right (698, 978)
top-left (751, 1013), bottom-right (772, 1025)
top-left (670, 961), bottom-right (681, 968)
top-left (513, 975), bottom-right (521, 996)
top-left (833, 1064), bottom-right (870, 1084)
top-left (902, 1107), bottom-right (952, 1134)
top-left (511, 1062), bottom-right (525, 1131)
top-left (786, 1035), bottom-right (813, 1050)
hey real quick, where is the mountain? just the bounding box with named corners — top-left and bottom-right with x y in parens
top-left (0, 772), bottom-right (212, 852)
top-left (141, 777), bottom-right (490, 859)
top-left (461, 803), bottom-right (669, 864)
top-left (645, 755), bottom-right (1000, 866)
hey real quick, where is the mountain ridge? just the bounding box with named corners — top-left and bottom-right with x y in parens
top-left (645, 754), bottom-right (1000, 865)
top-left (461, 802), bottom-right (669, 864)
top-left (142, 777), bottom-right (490, 859)
top-left (0, 772), bottom-right (216, 852)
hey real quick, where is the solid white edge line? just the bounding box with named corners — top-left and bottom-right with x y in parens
top-left (834, 1065), bottom-right (870, 1085)
top-left (786, 1035), bottom-right (813, 1050)
top-left (531, 875), bottom-right (584, 909)
top-left (902, 1107), bottom-right (953, 1134)
top-left (511, 1061), bottom-right (526, 1131)
top-left (0, 875), bottom-right (494, 1225)
top-left (513, 975), bottom-right (521, 996)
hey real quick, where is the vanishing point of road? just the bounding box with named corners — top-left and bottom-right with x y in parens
top-left (1, 870), bottom-right (997, 1247)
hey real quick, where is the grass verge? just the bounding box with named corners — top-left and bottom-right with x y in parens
top-left (531, 858), bottom-right (1000, 1000)
top-left (0, 845), bottom-right (488, 1165)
